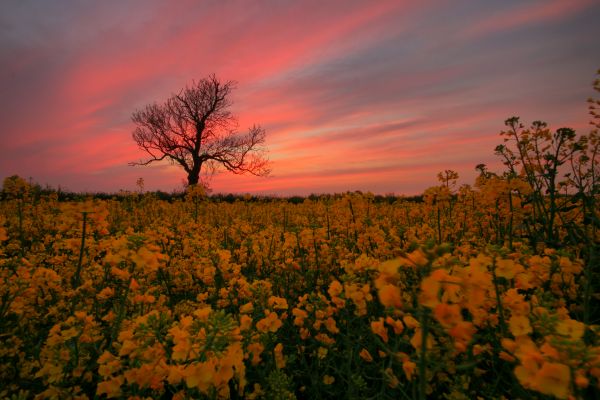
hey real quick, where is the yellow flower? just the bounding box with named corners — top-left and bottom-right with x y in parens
top-left (448, 321), bottom-right (476, 347)
top-left (323, 375), bottom-right (335, 385)
top-left (433, 302), bottom-right (462, 328)
top-left (315, 333), bottom-right (335, 345)
top-left (247, 342), bottom-right (264, 366)
top-left (377, 258), bottom-right (402, 281)
top-left (403, 315), bottom-right (420, 329)
top-left (240, 315), bottom-right (253, 331)
top-left (256, 311), bottom-right (282, 333)
top-left (328, 280), bottom-right (343, 298)
top-left (274, 343), bottom-right (286, 369)
top-left (403, 359), bottom-right (417, 380)
top-left (268, 296), bottom-right (288, 310)
top-left (167, 364), bottom-right (186, 385)
top-left (515, 363), bottom-right (538, 390)
top-left (499, 351), bottom-right (516, 362)
top-left (533, 362), bottom-right (571, 399)
top-left (556, 318), bottom-right (585, 340)
top-left (410, 328), bottom-right (435, 351)
top-left (574, 372), bottom-right (589, 389)
top-left (193, 306), bottom-right (211, 321)
top-left (378, 284), bottom-right (402, 308)
top-left (129, 278), bottom-right (140, 291)
top-left (324, 317), bottom-right (339, 334)
top-left (97, 287), bottom-right (115, 301)
top-left (317, 347), bottom-right (328, 359)
top-left (118, 340), bottom-right (137, 357)
top-left (292, 308), bottom-right (308, 326)
top-left (169, 323), bottom-right (189, 341)
top-left (419, 274), bottom-right (441, 308)
top-left (495, 259), bottom-right (518, 279)
top-left (540, 342), bottom-right (560, 360)
top-left (133, 246), bottom-right (161, 272)
top-left (185, 361), bottom-right (215, 392)
top-left (509, 315), bottom-right (532, 337)
top-left (385, 316), bottom-right (404, 334)
top-left (359, 348), bottom-right (373, 362)
top-left (97, 351), bottom-right (120, 377)
top-left (501, 338), bottom-right (517, 353)
top-left (110, 266), bottom-right (130, 281)
top-left (96, 375), bottom-right (124, 398)
top-left (406, 249), bottom-right (428, 267)
top-left (124, 364), bottom-right (161, 389)
top-left (371, 318), bottom-right (388, 343)
top-left (502, 288), bottom-right (530, 316)
top-left (214, 348), bottom-right (238, 385)
top-left (240, 302), bottom-right (254, 314)
top-left (515, 271), bottom-right (534, 290)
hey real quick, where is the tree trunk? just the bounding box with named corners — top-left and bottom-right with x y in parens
top-left (187, 161), bottom-right (202, 186)
top-left (187, 172), bottom-right (199, 186)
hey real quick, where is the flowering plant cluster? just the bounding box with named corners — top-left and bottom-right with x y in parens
top-left (0, 174), bottom-right (598, 400)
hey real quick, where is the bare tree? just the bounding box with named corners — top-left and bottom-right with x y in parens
top-left (130, 75), bottom-right (269, 186)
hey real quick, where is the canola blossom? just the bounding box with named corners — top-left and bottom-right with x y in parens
top-left (1, 149), bottom-right (600, 400)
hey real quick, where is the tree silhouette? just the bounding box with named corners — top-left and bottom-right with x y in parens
top-left (130, 75), bottom-right (269, 186)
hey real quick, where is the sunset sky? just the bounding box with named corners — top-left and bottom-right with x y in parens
top-left (1, 0), bottom-right (599, 195)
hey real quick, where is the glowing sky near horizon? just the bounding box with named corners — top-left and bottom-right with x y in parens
top-left (1, 0), bottom-right (599, 195)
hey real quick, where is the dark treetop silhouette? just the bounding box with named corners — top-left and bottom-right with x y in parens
top-left (130, 75), bottom-right (269, 186)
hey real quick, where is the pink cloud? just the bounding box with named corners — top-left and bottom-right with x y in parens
top-left (461, 0), bottom-right (595, 40)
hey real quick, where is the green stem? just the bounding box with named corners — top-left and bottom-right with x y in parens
top-left (491, 263), bottom-right (506, 336)
top-left (73, 212), bottom-right (88, 288)
top-left (109, 277), bottom-right (132, 347)
top-left (418, 307), bottom-right (429, 400)
top-left (508, 190), bottom-right (514, 251)
top-left (583, 245), bottom-right (595, 326)
top-left (18, 199), bottom-right (24, 257)
top-left (436, 206), bottom-right (442, 245)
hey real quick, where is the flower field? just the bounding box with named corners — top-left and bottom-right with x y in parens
top-left (2, 114), bottom-right (600, 399)
top-left (0, 185), bottom-right (597, 399)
